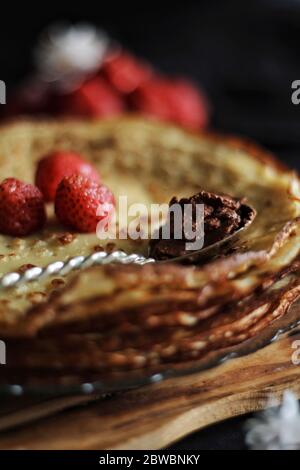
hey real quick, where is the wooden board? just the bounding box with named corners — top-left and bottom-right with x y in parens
top-left (0, 328), bottom-right (300, 450)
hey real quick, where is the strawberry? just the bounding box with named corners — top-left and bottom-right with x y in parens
top-left (35, 151), bottom-right (100, 202)
top-left (60, 77), bottom-right (124, 118)
top-left (131, 77), bottom-right (209, 130)
top-left (55, 174), bottom-right (115, 233)
top-left (102, 50), bottom-right (152, 94)
top-left (0, 178), bottom-right (46, 236)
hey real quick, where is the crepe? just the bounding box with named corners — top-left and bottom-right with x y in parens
top-left (0, 117), bottom-right (299, 377)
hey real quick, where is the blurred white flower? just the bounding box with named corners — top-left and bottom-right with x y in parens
top-left (35, 23), bottom-right (109, 90)
top-left (246, 391), bottom-right (300, 450)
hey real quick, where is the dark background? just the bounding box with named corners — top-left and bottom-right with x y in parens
top-left (1, 0), bottom-right (300, 450)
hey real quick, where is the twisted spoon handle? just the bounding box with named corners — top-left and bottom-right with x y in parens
top-left (0, 250), bottom-right (155, 289)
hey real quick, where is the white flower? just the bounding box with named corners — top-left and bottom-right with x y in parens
top-left (35, 23), bottom-right (109, 89)
top-left (246, 391), bottom-right (300, 450)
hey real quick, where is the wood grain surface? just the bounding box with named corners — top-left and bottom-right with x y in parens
top-left (0, 327), bottom-right (300, 450)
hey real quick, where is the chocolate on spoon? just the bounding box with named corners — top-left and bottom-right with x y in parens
top-left (149, 190), bottom-right (256, 264)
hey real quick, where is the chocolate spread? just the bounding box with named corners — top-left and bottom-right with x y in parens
top-left (149, 190), bottom-right (254, 260)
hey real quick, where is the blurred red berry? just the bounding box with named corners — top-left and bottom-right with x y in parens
top-left (61, 77), bottom-right (125, 118)
top-left (0, 178), bottom-right (46, 236)
top-left (55, 174), bottom-right (115, 233)
top-left (102, 50), bottom-right (152, 94)
top-left (35, 151), bottom-right (100, 202)
top-left (131, 77), bottom-right (209, 130)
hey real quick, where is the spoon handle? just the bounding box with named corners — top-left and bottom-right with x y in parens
top-left (0, 251), bottom-right (155, 290)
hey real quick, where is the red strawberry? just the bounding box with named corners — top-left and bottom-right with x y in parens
top-left (131, 77), bottom-right (209, 130)
top-left (0, 178), bottom-right (46, 236)
top-left (60, 77), bottom-right (124, 118)
top-left (55, 174), bottom-right (115, 233)
top-left (102, 50), bottom-right (152, 94)
top-left (35, 151), bottom-right (100, 202)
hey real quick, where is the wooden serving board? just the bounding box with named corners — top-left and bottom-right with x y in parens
top-left (0, 326), bottom-right (300, 450)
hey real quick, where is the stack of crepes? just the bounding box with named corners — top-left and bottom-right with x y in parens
top-left (0, 117), bottom-right (300, 383)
